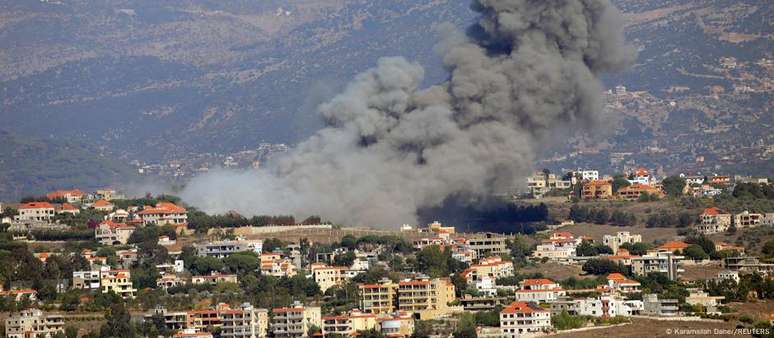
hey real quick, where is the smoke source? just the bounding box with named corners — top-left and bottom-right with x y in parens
top-left (181, 0), bottom-right (636, 227)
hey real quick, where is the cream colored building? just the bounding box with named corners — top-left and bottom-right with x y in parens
top-left (270, 304), bottom-right (321, 338)
top-left (359, 280), bottom-right (398, 314)
top-left (15, 202), bottom-right (55, 222)
top-left (378, 312), bottom-right (414, 337)
top-left (499, 302), bottom-right (551, 338)
top-left (696, 207), bottom-right (732, 234)
top-left (603, 231), bottom-right (642, 254)
top-left (95, 220), bottom-right (135, 245)
top-left (100, 268), bottom-right (137, 299)
top-left (221, 304), bottom-right (269, 338)
top-left (138, 202), bottom-right (188, 226)
top-left (397, 278), bottom-right (456, 320)
top-left (514, 278), bottom-right (566, 303)
top-left (5, 309), bottom-right (64, 338)
top-left (734, 211), bottom-right (763, 228)
top-left (461, 256), bottom-right (514, 285)
top-left (311, 263), bottom-right (348, 293)
top-left (322, 311), bottom-right (377, 336)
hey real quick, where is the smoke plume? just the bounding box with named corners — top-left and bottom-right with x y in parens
top-left (181, 0), bottom-right (636, 227)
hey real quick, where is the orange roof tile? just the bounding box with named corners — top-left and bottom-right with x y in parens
top-left (19, 202), bottom-right (54, 209)
top-left (520, 278), bottom-right (556, 286)
top-left (658, 240), bottom-right (689, 250)
top-left (501, 301), bottom-right (547, 314)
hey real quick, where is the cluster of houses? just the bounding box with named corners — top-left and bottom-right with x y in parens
top-left (696, 207), bottom-right (774, 234)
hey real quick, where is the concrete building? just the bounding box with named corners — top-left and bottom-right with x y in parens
top-left (685, 290), bottom-right (724, 313)
top-left (15, 202), bottom-right (55, 222)
top-left (191, 273), bottom-right (238, 285)
top-left (397, 277), bottom-right (456, 320)
top-left (617, 183), bottom-right (663, 201)
top-left (606, 273), bottom-right (641, 294)
top-left (195, 240), bottom-right (263, 258)
top-left (378, 312), bottom-right (414, 337)
top-left (642, 294), bottom-right (679, 316)
top-left (270, 304), bottom-right (321, 338)
top-left (220, 304), bottom-right (269, 338)
top-left (91, 199), bottom-right (115, 212)
top-left (46, 189), bottom-right (85, 203)
top-left (551, 296), bottom-right (643, 317)
top-left (723, 256), bottom-right (774, 275)
top-left (716, 270), bottom-right (740, 284)
top-left (532, 231), bottom-right (581, 261)
top-left (95, 220), bottom-right (135, 245)
top-left (466, 233), bottom-right (509, 258)
top-left (603, 232), bottom-right (642, 254)
top-left (100, 268), bottom-right (137, 299)
top-left (632, 252), bottom-right (684, 281)
top-left (5, 309), bottom-right (64, 338)
top-left (72, 270), bottom-right (101, 289)
top-left (582, 180), bottom-right (613, 200)
top-left (321, 311), bottom-right (377, 337)
top-left (359, 280), bottom-right (398, 314)
top-left (696, 207), bottom-right (732, 234)
top-left (310, 263), bottom-right (348, 293)
top-left (578, 170), bottom-right (599, 181)
top-left (514, 278), bottom-right (566, 303)
top-left (461, 256), bottom-right (514, 285)
top-left (145, 307), bottom-right (189, 332)
top-left (734, 211), bottom-right (763, 228)
top-left (138, 202), bottom-right (188, 227)
top-left (499, 302), bottom-right (551, 338)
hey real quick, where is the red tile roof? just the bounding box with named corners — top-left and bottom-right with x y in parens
top-left (520, 278), bottom-right (556, 286)
top-left (658, 240), bottom-right (689, 251)
top-left (19, 202), bottom-right (54, 209)
top-left (501, 301), bottom-right (547, 314)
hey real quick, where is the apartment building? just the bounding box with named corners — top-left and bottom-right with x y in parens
top-left (145, 307), bottom-right (189, 331)
top-left (734, 211), bottom-right (763, 228)
top-left (532, 232), bottom-right (581, 261)
top-left (617, 183), bottom-right (663, 201)
top-left (95, 220), bottom-right (135, 245)
top-left (195, 240), bottom-right (263, 258)
top-left (397, 278), bottom-right (456, 320)
top-left (577, 170), bottom-right (599, 181)
top-left (461, 256), bottom-right (514, 285)
top-left (72, 270), bottom-right (101, 289)
top-left (188, 309), bottom-right (222, 332)
top-left (642, 294), bottom-right (679, 316)
top-left (321, 311), bottom-right (377, 337)
top-left (100, 268), bottom-right (137, 299)
top-left (465, 233), bottom-right (508, 258)
top-left (261, 253), bottom-right (297, 277)
top-left (310, 263), bottom-right (348, 293)
top-left (499, 302), bottom-right (551, 338)
top-left (5, 309), bottom-right (64, 338)
top-left (270, 304), bottom-right (322, 338)
top-left (550, 296), bottom-right (642, 317)
top-left (220, 304), bottom-right (269, 338)
top-left (582, 180), bottom-right (613, 200)
top-left (359, 280), bottom-right (398, 314)
top-left (603, 232), bottom-right (642, 254)
top-left (514, 278), bottom-right (566, 303)
top-left (696, 207), bottom-right (732, 234)
top-left (15, 202), bottom-right (55, 222)
top-left (632, 252), bottom-right (684, 281)
top-left (526, 172), bottom-right (572, 198)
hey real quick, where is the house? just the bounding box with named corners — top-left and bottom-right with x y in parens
top-left (499, 302), bottom-right (551, 338)
top-left (526, 172), bottom-right (571, 198)
top-left (15, 202), bottom-right (55, 222)
top-left (271, 303), bottom-right (322, 338)
top-left (642, 294), bottom-right (679, 316)
top-left (260, 253), bottom-right (296, 277)
top-left (5, 309), bottom-right (64, 338)
top-left (734, 211), bottom-right (763, 228)
top-left (220, 303), bottom-right (269, 338)
top-left (145, 307), bottom-right (188, 331)
top-left (191, 272), bottom-right (238, 285)
top-left (627, 167), bottom-right (654, 186)
top-left (617, 183), bottom-right (663, 201)
top-left (397, 277), bottom-right (456, 320)
top-left (577, 170), bottom-right (599, 181)
top-left (46, 189), bottom-right (84, 203)
top-left (514, 278), bottom-right (566, 303)
top-left (603, 232), bottom-right (642, 254)
top-left (724, 256), bottom-right (774, 275)
top-left (554, 295), bottom-right (643, 317)
top-left (310, 263), bottom-right (349, 293)
top-left (57, 203), bottom-right (80, 215)
top-left (0, 289), bottom-right (38, 302)
top-left (655, 241), bottom-right (689, 253)
top-left (92, 199), bottom-right (115, 212)
top-left (582, 179), bottom-right (613, 200)
top-left (157, 274), bottom-right (185, 289)
top-left (322, 311), bottom-right (377, 337)
top-left (195, 239), bottom-right (263, 258)
top-left (95, 220), bottom-right (135, 245)
top-left (715, 242), bottom-right (745, 254)
top-left (686, 290), bottom-right (724, 313)
top-left (632, 252), bottom-right (684, 281)
top-left (606, 273), bottom-right (641, 293)
top-left (532, 232), bottom-right (581, 261)
top-left (696, 208), bottom-right (732, 234)
top-left (73, 270), bottom-right (101, 289)
top-left (100, 268), bottom-right (137, 299)
top-left (359, 279), bottom-right (398, 314)
top-left (716, 270), bottom-right (740, 284)
top-left (137, 202), bottom-right (188, 227)
top-left (461, 256), bottom-right (514, 285)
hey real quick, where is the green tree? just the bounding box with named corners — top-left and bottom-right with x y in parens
top-left (453, 313), bottom-right (478, 338)
top-left (683, 245), bottom-right (708, 261)
top-left (100, 303), bottom-right (135, 338)
top-left (662, 176), bottom-right (687, 198)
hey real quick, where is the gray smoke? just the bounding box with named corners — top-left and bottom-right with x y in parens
top-left (181, 0), bottom-right (636, 227)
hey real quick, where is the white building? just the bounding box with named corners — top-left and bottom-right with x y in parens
top-left (603, 232), bottom-right (642, 254)
top-left (716, 270), bottom-right (740, 284)
top-left (578, 170), bottom-right (599, 181)
top-left (195, 239), bottom-right (263, 258)
top-left (221, 304), bottom-right (269, 338)
top-left (73, 270), bottom-right (101, 289)
top-left (532, 232), bottom-right (581, 261)
top-left (514, 278), bottom-right (566, 303)
top-left (5, 309), bottom-right (64, 338)
top-left (270, 303), bottom-right (321, 338)
top-left (632, 252), bottom-right (684, 281)
top-left (734, 211), bottom-right (763, 228)
top-left (696, 207), bottom-right (732, 234)
top-left (15, 202), bottom-right (55, 222)
top-left (500, 302), bottom-right (551, 338)
top-left (95, 220), bottom-right (135, 245)
top-left (574, 296), bottom-right (643, 317)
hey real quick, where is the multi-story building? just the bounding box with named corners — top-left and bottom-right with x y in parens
top-left (397, 277), bottom-right (456, 320)
top-left (359, 280), bottom-right (398, 314)
top-left (145, 307), bottom-right (189, 332)
top-left (187, 309), bottom-right (222, 332)
top-left (499, 302), bottom-right (551, 338)
top-left (465, 233), bottom-right (508, 258)
top-left (157, 274), bottom-right (185, 289)
top-left (220, 304), bottom-right (269, 338)
top-left (514, 278), bottom-right (566, 303)
top-left (261, 254), bottom-right (297, 277)
top-left (378, 312), bottom-right (414, 337)
top-left (95, 220), bottom-right (135, 245)
top-left (310, 263), bottom-right (348, 293)
top-left (696, 207), bottom-right (732, 234)
top-left (15, 202), bottom-right (55, 222)
top-left (553, 296), bottom-right (643, 317)
top-left (5, 309), bottom-right (64, 338)
top-left (72, 270), bottom-right (101, 289)
top-left (734, 211), bottom-right (763, 228)
top-left (603, 232), bottom-right (642, 254)
top-left (321, 311), bottom-right (377, 337)
top-left (617, 183), bottom-right (663, 201)
top-left (195, 240), bottom-right (263, 258)
top-left (461, 256), bottom-right (514, 285)
top-left (532, 232), bottom-right (581, 261)
top-left (92, 199), bottom-right (115, 212)
top-left (526, 172), bottom-right (572, 198)
top-left (582, 180), bottom-right (613, 200)
top-left (270, 304), bottom-right (322, 338)
top-left (138, 202), bottom-right (188, 227)
top-left (724, 256), bottom-right (774, 275)
top-left (606, 273), bottom-right (641, 293)
top-left (642, 294), bottom-right (679, 316)
top-left (577, 170), bottom-right (600, 182)
top-left (100, 268), bottom-right (137, 299)
top-left (632, 252), bottom-right (684, 281)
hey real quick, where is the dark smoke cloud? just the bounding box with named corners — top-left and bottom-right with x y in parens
top-left (181, 0), bottom-right (636, 227)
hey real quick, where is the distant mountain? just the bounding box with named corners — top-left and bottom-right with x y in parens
top-left (0, 0), bottom-right (771, 198)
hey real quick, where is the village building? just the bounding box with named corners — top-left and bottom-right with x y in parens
top-left (91, 199), bottom-right (115, 212)
top-left (270, 304), bottom-right (322, 338)
top-left (359, 280), bottom-right (398, 315)
top-left (15, 202), bottom-right (55, 222)
top-left (321, 311), bottom-right (377, 337)
top-left (46, 189), bottom-right (85, 203)
top-left (499, 302), bottom-right (551, 338)
top-left (696, 207), bottom-right (732, 234)
top-left (532, 232), bottom-right (581, 261)
top-left (397, 277), bottom-right (456, 320)
top-left (582, 179), bottom-right (613, 200)
top-left (95, 220), bottom-right (135, 245)
top-left (220, 304), bottom-right (269, 338)
top-left (603, 232), bottom-right (642, 254)
top-left (100, 268), bottom-right (136, 299)
top-left (5, 309), bottom-right (64, 338)
top-left (514, 278), bottom-right (566, 303)
top-left (195, 239), bottom-right (263, 258)
top-left (632, 251), bottom-right (684, 281)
